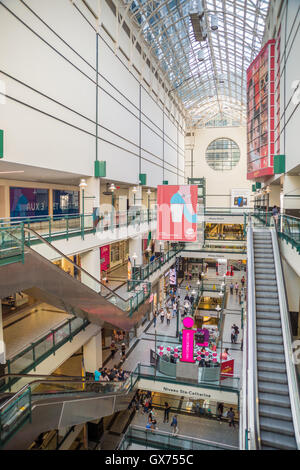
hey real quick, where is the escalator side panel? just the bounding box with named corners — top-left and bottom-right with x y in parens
top-left (0, 248), bottom-right (134, 331)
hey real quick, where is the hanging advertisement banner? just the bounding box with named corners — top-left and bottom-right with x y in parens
top-left (180, 317), bottom-right (196, 363)
top-left (247, 39), bottom-right (276, 179)
top-left (157, 185), bottom-right (198, 241)
top-left (100, 245), bottom-right (110, 272)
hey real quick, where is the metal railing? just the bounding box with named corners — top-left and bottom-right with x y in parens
top-left (271, 228), bottom-right (300, 448)
top-left (0, 371), bottom-right (137, 447)
top-left (0, 209), bottom-right (157, 244)
top-left (128, 247), bottom-right (182, 290)
top-left (245, 215), bottom-right (260, 450)
top-left (118, 424), bottom-right (238, 450)
top-left (4, 317), bottom-right (90, 391)
top-left (0, 225), bottom-right (24, 266)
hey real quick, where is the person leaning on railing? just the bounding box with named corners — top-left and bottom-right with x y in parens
top-left (272, 205), bottom-right (279, 226)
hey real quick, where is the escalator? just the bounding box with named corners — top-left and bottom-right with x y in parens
top-left (0, 373), bottom-right (137, 450)
top-left (0, 228), bottom-right (134, 331)
top-left (246, 222), bottom-right (300, 449)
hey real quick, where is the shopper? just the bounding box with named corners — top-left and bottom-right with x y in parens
top-left (235, 282), bottom-right (239, 295)
top-left (166, 309), bottom-right (171, 325)
top-left (241, 276), bottom-right (245, 287)
top-left (110, 340), bottom-right (117, 358)
top-left (272, 205), bottom-right (279, 225)
top-left (160, 309), bottom-right (165, 324)
top-left (230, 282), bottom-right (234, 295)
top-left (164, 402), bottom-right (171, 423)
top-left (227, 408), bottom-right (235, 428)
top-left (170, 415), bottom-right (178, 435)
top-left (233, 324), bottom-right (239, 342)
top-left (221, 348), bottom-right (230, 361)
top-left (172, 302), bottom-right (177, 318)
top-left (217, 402), bottom-right (224, 422)
top-left (231, 326), bottom-right (236, 344)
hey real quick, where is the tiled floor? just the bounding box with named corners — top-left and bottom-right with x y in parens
top-left (4, 303), bottom-right (71, 359)
top-left (131, 408), bottom-right (239, 448)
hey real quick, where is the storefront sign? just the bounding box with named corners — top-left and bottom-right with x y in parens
top-left (10, 187), bottom-right (49, 219)
top-left (137, 378), bottom-right (238, 405)
top-left (100, 245), bottom-right (110, 272)
top-left (180, 317), bottom-right (195, 363)
top-left (53, 190), bottom-right (79, 215)
top-left (157, 185), bottom-right (198, 241)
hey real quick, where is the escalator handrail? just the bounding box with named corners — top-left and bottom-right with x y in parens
top-left (0, 372), bottom-right (133, 411)
top-left (22, 227), bottom-right (127, 303)
top-left (246, 218), bottom-right (260, 449)
top-left (271, 228), bottom-right (300, 448)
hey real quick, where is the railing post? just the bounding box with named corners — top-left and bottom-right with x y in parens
top-left (21, 222), bottom-right (25, 264)
top-left (69, 319), bottom-right (72, 342)
top-left (66, 215), bottom-right (69, 240)
top-left (48, 216), bottom-right (52, 242)
top-left (32, 344), bottom-right (36, 371)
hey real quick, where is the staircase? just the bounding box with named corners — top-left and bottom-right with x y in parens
top-left (253, 230), bottom-right (297, 450)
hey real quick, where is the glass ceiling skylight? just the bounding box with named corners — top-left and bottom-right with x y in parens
top-left (122, 0), bottom-right (270, 127)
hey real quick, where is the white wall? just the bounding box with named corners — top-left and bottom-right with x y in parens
top-left (185, 126), bottom-right (251, 208)
top-left (0, 0), bottom-right (185, 187)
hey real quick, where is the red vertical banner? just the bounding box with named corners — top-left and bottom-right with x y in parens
top-left (247, 39), bottom-right (276, 179)
top-left (220, 359), bottom-right (234, 380)
top-left (100, 245), bottom-right (110, 272)
top-left (157, 185), bottom-right (198, 241)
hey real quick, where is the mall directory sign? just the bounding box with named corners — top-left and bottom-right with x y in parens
top-left (157, 185), bottom-right (198, 242)
top-left (247, 39), bottom-right (276, 179)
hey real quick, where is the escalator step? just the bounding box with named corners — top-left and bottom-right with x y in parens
top-left (256, 298), bottom-right (279, 306)
top-left (257, 334), bottom-right (283, 345)
top-left (258, 381), bottom-right (289, 396)
top-left (260, 430), bottom-right (297, 450)
top-left (258, 360), bottom-right (286, 373)
top-left (259, 391), bottom-right (290, 407)
top-left (257, 352), bottom-right (285, 364)
top-left (260, 417), bottom-right (295, 437)
top-left (256, 312), bottom-right (281, 320)
top-left (258, 327), bottom-right (282, 336)
top-left (259, 404), bottom-right (293, 422)
top-left (257, 343), bottom-right (284, 354)
top-left (257, 318), bottom-right (281, 328)
top-left (258, 370), bottom-right (288, 384)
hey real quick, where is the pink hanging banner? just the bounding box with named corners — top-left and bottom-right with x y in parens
top-left (180, 329), bottom-right (195, 363)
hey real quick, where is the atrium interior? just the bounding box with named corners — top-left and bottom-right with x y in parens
top-left (0, 0), bottom-right (300, 452)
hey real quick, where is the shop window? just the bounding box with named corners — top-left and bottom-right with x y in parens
top-left (205, 138), bottom-right (240, 171)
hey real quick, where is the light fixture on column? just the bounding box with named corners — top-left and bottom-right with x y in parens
top-left (215, 304), bottom-right (221, 313)
top-left (211, 14), bottom-right (218, 31)
top-left (197, 49), bottom-right (204, 62)
top-left (132, 186), bottom-right (137, 193)
top-left (109, 182), bottom-right (116, 192)
top-left (132, 252), bottom-right (138, 268)
top-left (197, 279), bottom-right (201, 286)
top-left (79, 178), bottom-right (87, 189)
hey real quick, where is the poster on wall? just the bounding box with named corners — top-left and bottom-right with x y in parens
top-left (10, 187), bottom-right (49, 219)
top-left (231, 189), bottom-right (251, 209)
top-left (169, 268), bottom-right (177, 286)
top-left (100, 245), bottom-right (110, 272)
top-left (157, 185), bottom-right (198, 242)
top-left (247, 39), bottom-right (276, 179)
top-left (53, 190), bottom-right (79, 215)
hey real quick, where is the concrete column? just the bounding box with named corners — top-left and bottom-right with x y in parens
top-left (83, 328), bottom-right (103, 373)
top-left (129, 236), bottom-right (143, 265)
top-left (79, 176), bottom-right (101, 215)
top-left (80, 248), bottom-right (101, 292)
top-left (129, 185), bottom-right (142, 207)
top-left (283, 175), bottom-right (300, 215)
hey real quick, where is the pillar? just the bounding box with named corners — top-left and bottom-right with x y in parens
top-left (129, 236), bottom-right (143, 265)
top-left (282, 175), bottom-right (300, 217)
top-left (80, 248), bottom-right (101, 292)
top-left (83, 329), bottom-right (103, 373)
